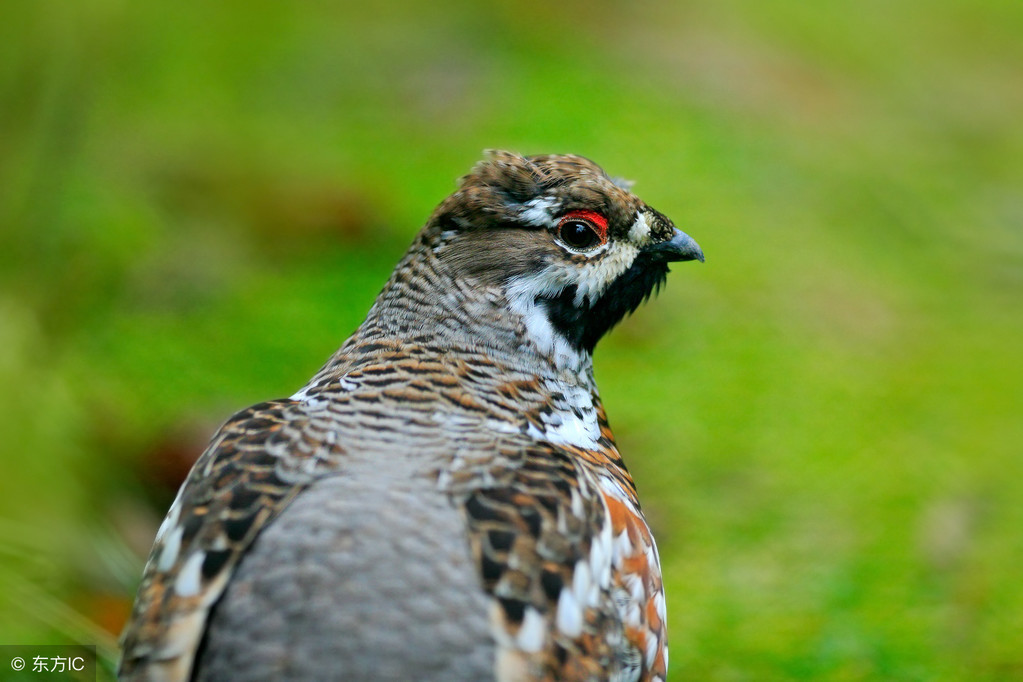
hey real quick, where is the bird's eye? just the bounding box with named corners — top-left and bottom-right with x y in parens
top-left (557, 211), bottom-right (608, 252)
top-left (560, 221), bottom-right (600, 249)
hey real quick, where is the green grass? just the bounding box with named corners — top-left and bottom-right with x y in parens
top-left (1, 0), bottom-right (1021, 679)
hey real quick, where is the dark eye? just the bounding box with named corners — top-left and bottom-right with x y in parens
top-left (556, 210), bottom-right (609, 252)
top-left (559, 220), bottom-right (601, 250)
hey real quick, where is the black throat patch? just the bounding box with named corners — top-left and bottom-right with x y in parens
top-left (538, 257), bottom-right (670, 354)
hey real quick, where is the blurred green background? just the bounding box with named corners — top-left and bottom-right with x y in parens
top-left (2, 0), bottom-right (1021, 679)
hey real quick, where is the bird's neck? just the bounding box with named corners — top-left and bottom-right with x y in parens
top-left (339, 238), bottom-right (596, 382)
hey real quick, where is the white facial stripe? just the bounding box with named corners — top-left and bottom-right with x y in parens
top-left (567, 242), bottom-right (640, 307)
top-left (519, 196), bottom-right (560, 227)
top-left (628, 211), bottom-right (652, 243)
top-left (506, 274), bottom-right (589, 372)
top-left (504, 238), bottom-right (639, 366)
top-left (506, 265), bottom-right (573, 301)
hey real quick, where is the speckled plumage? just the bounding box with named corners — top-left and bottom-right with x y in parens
top-left (119, 151), bottom-right (703, 682)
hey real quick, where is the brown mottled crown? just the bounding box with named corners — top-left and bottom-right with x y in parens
top-left (427, 150), bottom-right (650, 240)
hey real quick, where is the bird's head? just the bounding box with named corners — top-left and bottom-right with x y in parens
top-left (421, 150), bottom-right (703, 363)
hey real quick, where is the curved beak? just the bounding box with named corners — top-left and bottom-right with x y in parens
top-left (643, 228), bottom-right (704, 263)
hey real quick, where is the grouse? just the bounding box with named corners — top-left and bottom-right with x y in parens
top-left (119, 151), bottom-right (704, 682)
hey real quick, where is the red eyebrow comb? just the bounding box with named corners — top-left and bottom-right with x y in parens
top-left (559, 210), bottom-right (608, 240)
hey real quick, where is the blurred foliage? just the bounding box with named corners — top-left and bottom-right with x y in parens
top-left (1, 0), bottom-right (1021, 679)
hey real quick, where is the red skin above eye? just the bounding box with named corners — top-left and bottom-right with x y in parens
top-left (560, 210), bottom-right (608, 242)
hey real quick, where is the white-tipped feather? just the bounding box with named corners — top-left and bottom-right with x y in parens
top-left (518, 196), bottom-right (560, 227)
top-left (173, 552), bottom-right (205, 598)
top-left (516, 607), bottom-right (547, 652)
top-left (556, 588), bottom-right (584, 637)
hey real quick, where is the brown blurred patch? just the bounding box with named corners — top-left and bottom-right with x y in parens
top-left (149, 157), bottom-right (383, 254)
top-left (137, 420), bottom-right (216, 505)
top-left (75, 591), bottom-right (135, 638)
top-left (242, 177), bottom-right (381, 250)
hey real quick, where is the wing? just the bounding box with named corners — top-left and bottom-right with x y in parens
top-left (600, 476), bottom-right (667, 681)
top-left (458, 440), bottom-right (666, 682)
top-left (118, 399), bottom-right (338, 682)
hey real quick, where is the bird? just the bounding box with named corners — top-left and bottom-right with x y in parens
top-left (118, 151), bottom-right (704, 682)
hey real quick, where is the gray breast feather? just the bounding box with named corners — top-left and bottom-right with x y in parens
top-left (195, 473), bottom-right (495, 681)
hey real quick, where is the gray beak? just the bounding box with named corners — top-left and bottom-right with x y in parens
top-left (643, 228), bottom-right (705, 263)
